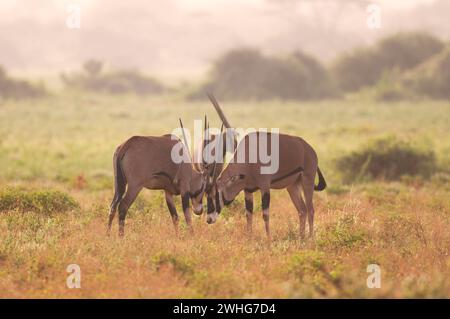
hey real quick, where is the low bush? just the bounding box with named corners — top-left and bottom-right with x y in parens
top-left (151, 253), bottom-right (195, 276)
top-left (335, 136), bottom-right (437, 182)
top-left (0, 187), bottom-right (79, 214)
top-left (286, 251), bottom-right (344, 296)
top-left (316, 214), bottom-right (367, 250)
top-left (0, 66), bottom-right (47, 99)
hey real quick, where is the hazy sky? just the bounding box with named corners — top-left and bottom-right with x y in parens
top-left (0, 0), bottom-right (447, 79)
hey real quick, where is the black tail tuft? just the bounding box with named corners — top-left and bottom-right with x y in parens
top-left (110, 148), bottom-right (126, 212)
top-left (314, 166), bottom-right (327, 191)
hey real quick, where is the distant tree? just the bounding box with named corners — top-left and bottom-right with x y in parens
top-left (0, 64), bottom-right (46, 99)
top-left (332, 32), bottom-right (445, 92)
top-left (61, 62), bottom-right (166, 95)
top-left (189, 48), bottom-right (335, 100)
top-left (404, 47), bottom-right (450, 100)
top-left (83, 59), bottom-right (103, 77)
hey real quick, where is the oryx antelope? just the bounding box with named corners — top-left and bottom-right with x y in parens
top-left (208, 131), bottom-right (326, 240)
top-left (205, 95), bottom-right (326, 240)
top-left (108, 120), bottom-right (212, 237)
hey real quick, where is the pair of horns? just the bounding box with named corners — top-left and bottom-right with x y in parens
top-left (179, 93), bottom-right (228, 187)
top-left (178, 116), bottom-right (222, 175)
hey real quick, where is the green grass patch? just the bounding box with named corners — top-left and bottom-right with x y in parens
top-left (317, 214), bottom-right (368, 250)
top-left (151, 252), bottom-right (195, 276)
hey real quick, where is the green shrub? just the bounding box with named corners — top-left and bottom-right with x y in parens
top-left (335, 136), bottom-right (437, 182)
top-left (189, 48), bottom-right (335, 101)
top-left (0, 187), bottom-right (79, 214)
top-left (332, 32), bottom-right (444, 92)
top-left (0, 65), bottom-right (47, 99)
top-left (151, 252), bottom-right (195, 276)
top-left (286, 251), bottom-right (344, 296)
top-left (288, 251), bottom-right (327, 278)
top-left (373, 71), bottom-right (411, 102)
top-left (316, 214), bottom-right (367, 250)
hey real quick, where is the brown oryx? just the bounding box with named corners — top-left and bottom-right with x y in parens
top-left (108, 119), bottom-right (212, 237)
top-left (205, 96), bottom-right (327, 240)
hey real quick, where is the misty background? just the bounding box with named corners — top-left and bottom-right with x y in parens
top-left (1, 0), bottom-right (449, 80)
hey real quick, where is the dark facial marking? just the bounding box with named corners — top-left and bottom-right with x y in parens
top-left (207, 195), bottom-right (215, 214)
top-left (215, 191), bottom-right (222, 214)
top-left (245, 197), bottom-right (253, 213)
top-left (262, 192), bottom-right (270, 211)
top-left (189, 187), bottom-right (203, 198)
top-left (223, 197), bottom-right (234, 206)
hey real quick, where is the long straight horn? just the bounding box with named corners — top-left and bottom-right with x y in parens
top-left (207, 93), bottom-right (231, 129)
top-left (210, 123), bottom-right (224, 185)
top-left (202, 115), bottom-right (208, 166)
top-left (179, 118), bottom-right (191, 162)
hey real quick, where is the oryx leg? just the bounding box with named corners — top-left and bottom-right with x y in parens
top-left (287, 182), bottom-right (308, 240)
top-left (181, 192), bottom-right (194, 234)
top-left (261, 190), bottom-right (271, 240)
top-left (301, 173), bottom-right (316, 238)
top-left (165, 191), bottom-right (179, 235)
top-left (244, 191), bottom-right (253, 235)
top-left (118, 184), bottom-right (142, 237)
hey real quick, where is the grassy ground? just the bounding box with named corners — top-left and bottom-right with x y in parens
top-left (0, 94), bottom-right (449, 298)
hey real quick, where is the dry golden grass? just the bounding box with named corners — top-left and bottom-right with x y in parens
top-left (0, 181), bottom-right (448, 298)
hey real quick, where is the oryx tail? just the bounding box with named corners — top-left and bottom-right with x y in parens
top-left (110, 144), bottom-right (128, 216)
top-left (314, 166), bottom-right (327, 191)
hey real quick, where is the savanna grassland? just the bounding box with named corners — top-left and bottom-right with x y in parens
top-left (0, 94), bottom-right (449, 298)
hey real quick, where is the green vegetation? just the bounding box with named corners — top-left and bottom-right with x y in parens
top-left (332, 32), bottom-right (444, 92)
top-left (404, 47), bottom-right (450, 100)
top-left (316, 214), bottom-right (368, 250)
top-left (335, 136), bottom-right (438, 183)
top-left (0, 66), bottom-right (47, 99)
top-left (3, 32), bottom-right (450, 101)
top-left (189, 48), bottom-right (335, 100)
top-left (0, 187), bottom-right (79, 214)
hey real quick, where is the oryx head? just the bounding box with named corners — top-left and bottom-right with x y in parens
top-left (206, 166), bottom-right (246, 224)
top-left (178, 118), bottom-right (212, 216)
top-left (204, 93), bottom-right (240, 224)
